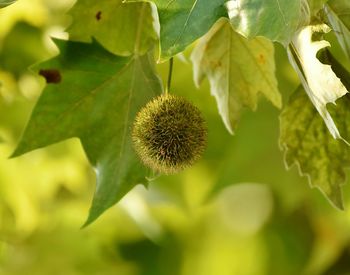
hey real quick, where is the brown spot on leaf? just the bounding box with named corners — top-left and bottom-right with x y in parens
top-left (39, 69), bottom-right (61, 84)
top-left (96, 11), bottom-right (102, 21)
top-left (258, 54), bottom-right (266, 65)
top-left (210, 60), bottom-right (222, 68)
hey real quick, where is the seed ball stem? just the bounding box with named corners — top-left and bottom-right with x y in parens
top-left (165, 57), bottom-right (174, 94)
top-left (132, 94), bottom-right (207, 174)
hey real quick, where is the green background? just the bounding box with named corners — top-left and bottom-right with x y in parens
top-left (1, 0), bottom-right (350, 274)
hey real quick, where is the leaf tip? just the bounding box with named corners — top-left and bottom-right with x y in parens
top-left (325, 187), bottom-right (345, 211)
top-left (80, 203), bottom-right (104, 229)
top-left (314, 178), bottom-right (346, 211)
top-left (274, 95), bottom-right (283, 109)
top-left (80, 203), bottom-right (103, 229)
top-left (80, 217), bottom-right (94, 229)
top-left (341, 137), bottom-right (350, 147)
top-left (222, 118), bottom-right (235, 135)
top-left (9, 144), bottom-right (25, 159)
top-left (227, 128), bottom-right (234, 135)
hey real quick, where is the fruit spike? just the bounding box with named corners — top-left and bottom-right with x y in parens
top-left (132, 94), bottom-right (207, 174)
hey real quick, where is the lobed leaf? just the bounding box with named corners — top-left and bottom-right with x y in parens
top-left (12, 39), bottom-right (163, 226)
top-left (127, 0), bottom-right (228, 61)
top-left (67, 0), bottom-right (157, 56)
top-left (280, 87), bottom-right (350, 210)
top-left (191, 18), bottom-right (281, 134)
top-left (226, 0), bottom-right (310, 45)
top-left (280, 50), bottom-right (350, 210)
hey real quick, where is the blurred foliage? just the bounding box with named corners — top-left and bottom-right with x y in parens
top-left (1, 1), bottom-right (350, 275)
top-left (0, 21), bottom-right (49, 77)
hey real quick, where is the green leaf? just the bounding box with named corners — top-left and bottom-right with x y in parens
top-left (288, 24), bottom-right (349, 140)
top-left (67, 0), bottom-right (157, 56)
top-left (280, 86), bottom-right (349, 210)
top-left (12, 39), bottom-right (163, 226)
top-left (191, 18), bottom-right (281, 134)
top-left (0, 0), bottom-right (16, 8)
top-left (326, 1), bottom-right (350, 58)
top-left (127, 0), bottom-right (227, 60)
top-left (226, 0), bottom-right (309, 45)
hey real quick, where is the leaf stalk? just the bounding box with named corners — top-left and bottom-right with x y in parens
top-left (165, 57), bottom-right (174, 94)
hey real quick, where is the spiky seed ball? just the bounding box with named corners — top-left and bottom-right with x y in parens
top-left (132, 94), bottom-right (207, 174)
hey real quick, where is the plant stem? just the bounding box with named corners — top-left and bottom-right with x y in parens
top-left (165, 57), bottom-right (174, 94)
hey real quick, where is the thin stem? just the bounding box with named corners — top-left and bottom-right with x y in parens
top-left (165, 57), bottom-right (174, 94)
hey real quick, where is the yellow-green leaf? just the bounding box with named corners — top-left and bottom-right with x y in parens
top-left (280, 50), bottom-right (350, 209)
top-left (191, 18), bottom-right (281, 134)
top-left (226, 0), bottom-right (310, 45)
top-left (67, 0), bottom-right (157, 56)
top-left (280, 86), bottom-right (349, 210)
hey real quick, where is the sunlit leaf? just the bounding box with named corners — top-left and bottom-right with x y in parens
top-left (127, 0), bottom-right (227, 60)
top-left (226, 0), bottom-right (310, 45)
top-left (287, 24), bottom-right (349, 140)
top-left (67, 0), bottom-right (157, 56)
top-left (191, 18), bottom-right (281, 134)
top-left (12, 39), bottom-right (162, 226)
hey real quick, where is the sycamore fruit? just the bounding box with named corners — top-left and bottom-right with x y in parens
top-left (132, 94), bottom-right (207, 174)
